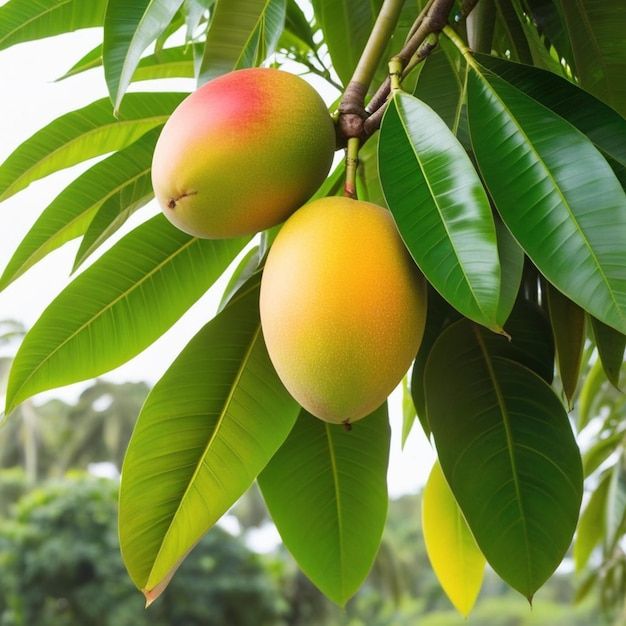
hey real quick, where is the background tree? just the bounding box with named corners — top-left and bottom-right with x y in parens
top-left (0, 0), bottom-right (626, 619)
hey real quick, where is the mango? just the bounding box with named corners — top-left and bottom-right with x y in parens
top-left (260, 197), bottom-right (427, 424)
top-left (151, 68), bottom-right (335, 238)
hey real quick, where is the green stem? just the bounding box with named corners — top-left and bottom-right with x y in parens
top-left (388, 57), bottom-right (404, 92)
top-left (349, 0), bottom-right (406, 92)
top-left (443, 25), bottom-right (479, 69)
top-left (344, 137), bottom-right (360, 199)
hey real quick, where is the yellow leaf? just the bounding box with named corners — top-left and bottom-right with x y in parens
top-left (422, 461), bottom-right (485, 616)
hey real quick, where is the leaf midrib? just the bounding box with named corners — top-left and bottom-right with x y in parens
top-left (473, 326), bottom-right (533, 592)
top-left (324, 422), bottom-right (345, 599)
top-left (145, 324), bottom-right (262, 590)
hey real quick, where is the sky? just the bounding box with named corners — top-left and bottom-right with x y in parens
top-left (0, 25), bottom-right (435, 497)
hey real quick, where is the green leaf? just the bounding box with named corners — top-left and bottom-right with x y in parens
top-left (103, 0), bottom-right (185, 112)
top-left (401, 374), bottom-right (417, 446)
top-left (422, 461), bottom-right (485, 617)
top-left (259, 404), bottom-right (390, 605)
top-left (183, 0), bottom-right (212, 38)
top-left (495, 218), bottom-right (524, 326)
top-left (379, 92), bottom-right (501, 331)
top-left (410, 287), bottom-right (461, 439)
top-left (59, 44), bottom-right (198, 82)
top-left (577, 358), bottom-right (606, 431)
top-left (310, 0), bottom-right (382, 86)
top-left (591, 317), bottom-right (626, 390)
top-left (574, 471), bottom-right (610, 571)
top-left (605, 452), bottom-right (626, 552)
top-left (583, 431), bottom-right (625, 478)
top-left (0, 92), bottom-right (185, 202)
top-left (0, 0), bottom-right (107, 51)
top-left (413, 47), bottom-right (463, 131)
top-left (284, 0), bottom-right (315, 50)
top-left (425, 318), bottom-right (583, 599)
top-left (468, 69), bottom-right (626, 335)
top-left (72, 177), bottom-right (154, 272)
top-left (199, 0), bottom-right (285, 84)
top-left (546, 284), bottom-right (586, 408)
top-left (120, 282), bottom-right (299, 601)
top-left (6, 215), bottom-right (247, 412)
top-left (235, 0), bottom-right (286, 69)
top-left (0, 128), bottom-right (160, 291)
top-left (475, 54), bottom-right (626, 169)
top-left (558, 1), bottom-right (626, 116)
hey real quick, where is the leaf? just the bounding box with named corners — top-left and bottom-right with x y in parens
top-left (583, 431), bottom-right (625, 478)
top-left (198, 0), bottom-right (285, 84)
top-left (379, 92), bottom-right (501, 331)
top-left (546, 284), bottom-right (586, 408)
top-left (72, 176), bottom-right (154, 271)
top-left (259, 404), bottom-right (390, 605)
top-left (475, 54), bottom-right (626, 169)
top-left (401, 374), bottom-right (417, 446)
top-left (120, 282), bottom-right (299, 600)
top-left (310, 0), bottom-right (382, 86)
top-left (591, 317), bottom-right (626, 390)
top-left (235, 0), bottom-right (286, 69)
top-left (284, 0), bottom-right (315, 50)
top-left (574, 471), bottom-right (610, 571)
top-left (0, 0), bottom-right (107, 51)
top-left (468, 68), bottom-right (626, 335)
top-left (59, 44), bottom-right (198, 82)
top-left (422, 461), bottom-right (485, 616)
top-left (103, 0), bottom-right (185, 112)
top-left (413, 47), bottom-right (463, 131)
top-left (558, 1), bottom-right (626, 116)
top-left (577, 358), bottom-right (606, 430)
top-left (183, 0), bottom-right (212, 38)
top-left (6, 216), bottom-right (247, 412)
top-left (0, 92), bottom-right (185, 202)
top-left (495, 218), bottom-right (524, 326)
top-left (605, 451), bottom-right (626, 552)
top-left (0, 128), bottom-right (160, 291)
top-left (410, 287), bottom-right (461, 439)
top-left (425, 318), bottom-right (583, 599)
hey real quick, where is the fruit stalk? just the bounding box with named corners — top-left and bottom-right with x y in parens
top-left (344, 137), bottom-right (360, 199)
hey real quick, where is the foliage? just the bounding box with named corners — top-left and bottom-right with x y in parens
top-left (0, 473), bottom-right (285, 626)
top-left (1, 0), bottom-right (626, 617)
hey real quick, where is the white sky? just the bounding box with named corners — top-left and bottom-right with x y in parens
top-left (0, 27), bottom-right (434, 496)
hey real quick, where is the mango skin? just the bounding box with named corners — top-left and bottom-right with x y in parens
top-left (260, 197), bottom-right (427, 424)
top-left (151, 68), bottom-right (335, 238)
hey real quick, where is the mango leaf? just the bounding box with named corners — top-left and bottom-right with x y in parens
top-left (259, 404), bottom-right (390, 606)
top-left (379, 92), bottom-right (501, 331)
top-left (605, 451), bottom-right (626, 552)
top-left (0, 0), bottom-right (107, 51)
top-left (5, 215), bottom-right (247, 412)
top-left (0, 128), bottom-right (160, 291)
top-left (558, 1), bottom-right (626, 116)
top-left (546, 284), bottom-right (586, 408)
top-left (578, 358), bottom-right (606, 431)
top-left (199, 0), bottom-right (285, 84)
top-left (310, 0), bottom-right (382, 86)
top-left (468, 69), bottom-right (626, 335)
top-left (183, 0), bottom-right (212, 38)
top-left (495, 218), bottom-right (524, 326)
top-left (401, 374), bottom-right (417, 446)
top-left (120, 282), bottom-right (299, 601)
top-left (574, 471), bottom-right (610, 571)
top-left (60, 44), bottom-right (198, 82)
top-left (425, 318), bottom-right (583, 600)
top-left (235, 0), bottom-right (286, 69)
top-left (591, 317), bottom-right (626, 390)
top-left (103, 0), bottom-right (185, 112)
top-left (0, 92), bottom-right (185, 202)
top-left (583, 431), bottom-right (625, 478)
top-left (72, 176), bottom-right (154, 271)
top-left (475, 54), bottom-right (626, 169)
top-left (422, 461), bottom-right (485, 616)
top-left (284, 0), bottom-right (315, 50)
top-left (413, 47), bottom-right (463, 131)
